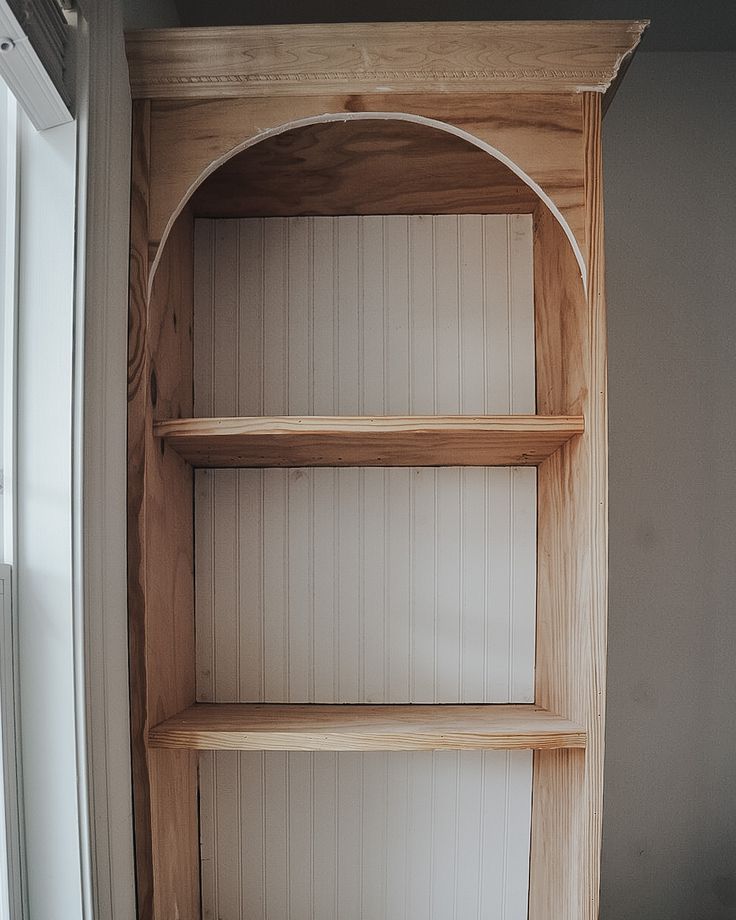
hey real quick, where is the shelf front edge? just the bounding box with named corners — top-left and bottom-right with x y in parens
top-left (148, 703), bottom-right (587, 752)
top-left (154, 415), bottom-right (584, 467)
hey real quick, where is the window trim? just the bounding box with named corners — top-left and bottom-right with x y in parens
top-left (0, 0), bottom-right (72, 130)
top-left (0, 80), bottom-right (25, 920)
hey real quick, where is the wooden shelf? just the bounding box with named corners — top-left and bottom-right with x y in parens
top-left (154, 415), bottom-right (584, 467)
top-left (148, 703), bottom-right (586, 752)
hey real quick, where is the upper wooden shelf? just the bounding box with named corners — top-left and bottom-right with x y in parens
top-left (126, 21), bottom-right (648, 101)
top-left (148, 703), bottom-right (586, 752)
top-left (155, 415), bottom-right (584, 468)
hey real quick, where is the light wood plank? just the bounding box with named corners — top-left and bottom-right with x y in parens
top-left (149, 704), bottom-right (586, 752)
top-left (127, 100), bottom-right (199, 920)
top-left (528, 93), bottom-right (608, 920)
top-left (156, 415), bottom-right (584, 467)
top-left (126, 21), bottom-right (648, 100)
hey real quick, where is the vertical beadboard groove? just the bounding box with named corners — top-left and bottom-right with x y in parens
top-left (194, 215), bottom-right (537, 919)
top-left (502, 752), bottom-right (511, 918)
top-left (506, 216), bottom-right (516, 706)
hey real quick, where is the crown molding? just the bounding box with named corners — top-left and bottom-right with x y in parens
top-left (125, 20), bottom-right (648, 101)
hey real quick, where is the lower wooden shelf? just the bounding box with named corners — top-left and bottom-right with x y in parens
top-left (154, 415), bottom-right (584, 467)
top-left (148, 703), bottom-right (586, 752)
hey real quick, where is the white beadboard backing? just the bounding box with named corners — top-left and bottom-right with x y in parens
top-left (194, 215), bottom-right (535, 417)
top-left (200, 750), bottom-right (533, 920)
top-left (194, 214), bottom-right (536, 919)
top-left (194, 214), bottom-right (537, 705)
top-left (195, 466), bottom-right (536, 704)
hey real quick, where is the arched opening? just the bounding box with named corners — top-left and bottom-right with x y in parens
top-left (149, 113), bottom-right (586, 294)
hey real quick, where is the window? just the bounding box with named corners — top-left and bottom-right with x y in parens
top-left (0, 15), bottom-right (87, 910)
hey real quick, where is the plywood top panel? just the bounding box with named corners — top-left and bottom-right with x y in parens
top-left (189, 119), bottom-right (539, 218)
top-left (155, 415), bottom-right (584, 467)
top-left (149, 703), bottom-right (587, 751)
top-left (126, 21), bottom-right (647, 100)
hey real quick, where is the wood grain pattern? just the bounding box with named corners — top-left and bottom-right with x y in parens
top-left (127, 99), bottom-right (199, 920)
top-left (127, 97), bottom-right (153, 920)
top-left (189, 118), bottom-right (540, 218)
top-left (156, 415), bottom-right (584, 467)
top-left (149, 704), bottom-right (586, 752)
top-left (527, 93), bottom-right (607, 920)
top-left (146, 94), bottom-right (587, 275)
top-left (126, 21), bottom-right (647, 100)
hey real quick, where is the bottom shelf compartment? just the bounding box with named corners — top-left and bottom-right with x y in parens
top-left (148, 703), bottom-right (586, 752)
top-left (200, 747), bottom-right (535, 919)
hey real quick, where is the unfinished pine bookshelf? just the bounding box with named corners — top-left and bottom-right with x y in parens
top-left (126, 20), bottom-right (646, 920)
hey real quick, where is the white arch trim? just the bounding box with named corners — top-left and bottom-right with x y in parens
top-left (148, 111), bottom-right (587, 299)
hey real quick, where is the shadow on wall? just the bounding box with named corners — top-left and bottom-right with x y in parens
top-left (601, 52), bottom-right (736, 920)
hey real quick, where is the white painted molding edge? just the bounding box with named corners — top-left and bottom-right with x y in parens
top-left (0, 565), bottom-right (25, 920)
top-left (80, 0), bottom-right (137, 916)
top-left (0, 0), bottom-right (72, 130)
top-left (0, 83), bottom-right (26, 920)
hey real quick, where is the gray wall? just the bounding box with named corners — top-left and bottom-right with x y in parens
top-left (123, 0), bottom-right (179, 29)
top-left (602, 52), bottom-right (736, 920)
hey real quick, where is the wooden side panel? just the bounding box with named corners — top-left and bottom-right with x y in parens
top-left (147, 93), bottom-right (586, 263)
top-left (127, 97), bottom-right (153, 920)
top-left (529, 92), bottom-right (607, 920)
top-left (127, 99), bottom-right (200, 920)
top-left (581, 91), bottom-right (608, 920)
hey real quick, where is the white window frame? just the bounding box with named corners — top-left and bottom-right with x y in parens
top-left (0, 0), bottom-right (73, 130)
top-left (0, 563), bottom-right (23, 920)
top-left (0, 78), bottom-right (25, 920)
top-left (11, 70), bottom-right (88, 920)
top-left (0, 3), bottom-right (94, 917)
top-left (2, 2), bottom-right (157, 917)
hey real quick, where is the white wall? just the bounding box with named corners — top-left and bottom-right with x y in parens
top-left (601, 52), bottom-right (736, 920)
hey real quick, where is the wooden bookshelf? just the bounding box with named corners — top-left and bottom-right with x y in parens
top-left (126, 19), bottom-right (641, 917)
top-left (154, 415), bottom-right (584, 467)
top-left (148, 703), bottom-right (586, 752)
